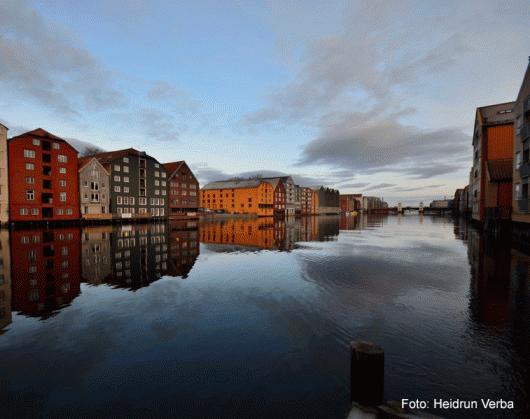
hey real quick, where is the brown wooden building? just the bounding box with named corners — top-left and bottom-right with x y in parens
top-left (164, 161), bottom-right (199, 216)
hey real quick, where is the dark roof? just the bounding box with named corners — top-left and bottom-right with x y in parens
top-left (163, 161), bottom-right (185, 176)
top-left (94, 148), bottom-right (153, 164)
top-left (202, 179), bottom-right (271, 190)
top-left (516, 58), bottom-right (530, 103)
top-left (9, 128), bottom-right (79, 152)
top-left (487, 159), bottom-right (513, 182)
top-left (477, 102), bottom-right (516, 125)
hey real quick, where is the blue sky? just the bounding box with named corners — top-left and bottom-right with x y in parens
top-left (1, 0), bottom-right (529, 204)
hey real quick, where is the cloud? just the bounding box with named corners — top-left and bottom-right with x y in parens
top-left (338, 182), bottom-right (370, 188)
top-left (362, 183), bottom-right (397, 192)
top-left (147, 80), bottom-right (200, 113)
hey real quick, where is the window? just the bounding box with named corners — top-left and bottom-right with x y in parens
top-left (155, 163), bottom-right (159, 168)
top-left (162, 189), bottom-right (167, 195)
top-left (114, 165), bottom-right (121, 171)
top-left (24, 149), bottom-right (36, 159)
top-left (114, 186), bottom-right (121, 192)
top-left (31, 208), bottom-right (39, 215)
top-left (123, 166), bottom-right (129, 173)
top-left (515, 183), bottom-right (521, 199)
top-left (58, 154), bottom-right (68, 163)
top-left (124, 176), bottom-right (129, 183)
top-left (161, 181), bottom-right (166, 187)
top-left (123, 197), bottom-right (129, 205)
top-left (90, 181), bottom-right (98, 190)
top-left (139, 197), bottom-right (147, 205)
top-left (123, 186), bottom-right (129, 193)
top-left (26, 190), bottom-right (34, 200)
top-left (162, 172), bottom-right (166, 178)
top-left (114, 175), bottom-right (121, 182)
top-left (20, 208), bottom-right (29, 215)
top-left (52, 142), bottom-right (60, 149)
top-left (66, 208), bottom-right (73, 215)
top-left (26, 163), bottom-right (34, 170)
top-left (57, 208), bottom-right (64, 215)
top-left (155, 189), bottom-right (160, 195)
top-left (130, 197), bottom-right (135, 205)
top-left (26, 176), bottom-right (34, 184)
top-left (123, 157), bottom-right (129, 163)
top-left (60, 192), bottom-right (67, 202)
top-left (32, 138), bottom-right (40, 146)
top-left (155, 180), bottom-right (160, 186)
top-left (155, 171), bottom-right (160, 177)
top-left (117, 196), bottom-right (123, 204)
top-left (59, 167), bottom-right (66, 174)
top-left (59, 180), bottom-right (66, 187)
top-left (516, 151), bottom-right (522, 169)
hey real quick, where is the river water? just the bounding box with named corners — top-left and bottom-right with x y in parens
top-left (0, 215), bottom-right (528, 418)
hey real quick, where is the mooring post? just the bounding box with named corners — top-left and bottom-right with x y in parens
top-left (350, 341), bottom-right (384, 406)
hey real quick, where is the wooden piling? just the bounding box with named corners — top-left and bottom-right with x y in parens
top-left (350, 341), bottom-right (384, 406)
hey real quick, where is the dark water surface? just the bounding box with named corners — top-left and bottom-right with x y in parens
top-left (0, 215), bottom-right (528, 418)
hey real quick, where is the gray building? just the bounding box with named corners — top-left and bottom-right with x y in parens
top-left (78, 157), bottom-right (110, 218)
top-left (94, 148), bottom-right (168, 219)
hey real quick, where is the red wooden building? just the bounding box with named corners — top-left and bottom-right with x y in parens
top-left (164, 161), bottom-right (199, 216)
top-left (8, 129), bottom-right (80, 222)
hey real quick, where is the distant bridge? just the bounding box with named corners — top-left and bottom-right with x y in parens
top-left (369, 207), bottom-right (452, 215)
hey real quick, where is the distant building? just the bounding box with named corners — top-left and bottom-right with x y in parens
top-left (8, 129), bottom-right (80, 222)
top-left (294, 184), bottom-right (302, 214)
top-left (311, 186), bottom-right (340, 214)
top-left (430, 199), bottom-right (454, 209)
top-left (164, 161), bottom-right (199, 216)
top-left (0, 123), bottom-right (9, 225)
top-left (263, 177), bottom-right (286, 215)
top-left (470, 102), bottom-right (515, 222)
top-left (262, 176), bottom-right (296, 215)
top-left (512, 58), bottom-right (530, 226)
top-left (362, 196), bottom-right (387, 212)
top-left (201, 179), bottom-right (274, 216)
top-left (78, 157), bottom-right (111, 219)
top-left (94, 148), bottom-right (168, 219)
top-left (301, 187), bottom-right (319, 214)
top-left (340, 194), bottom-right (361, 212)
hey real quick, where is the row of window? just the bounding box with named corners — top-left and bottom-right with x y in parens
top-left (24, 162), bottom-right (67, 174)
top-left (170, 189), bottom-right (197, 196)
top-left (24, 149), bottom-right (68, 162)
top-left (170, 182), bottom-right (197, 189)
top-left (19, 207), bottom-right (74, 215)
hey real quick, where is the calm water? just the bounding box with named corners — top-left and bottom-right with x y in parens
top-left (0, 215), bottom-right (528, 418)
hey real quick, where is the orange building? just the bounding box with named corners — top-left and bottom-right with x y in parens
top-left (300, 187), bottom-right (319, 215)
top-left (470, 103), bottom-right (515, 222)
top-left (200, 179), bottom-right (274, 216)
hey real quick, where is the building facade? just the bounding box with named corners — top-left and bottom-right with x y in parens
top-left (78, 157), bottom-right (111, 219)
top-left (263, 176), bottom-right (296, 215)
top-left (200, 179), bottom-right (274, 216)
top-left (513, 59), bottom-right (530, 225)
top-left (470, 103), bottom-right (515, 222)
top-left (94, 148), bottom-right (168, 219)
top-left (164, 161), bottom-right (199, 216)
top-left (0, 123), bottom-right (9, 225)
top-left (311, 186), bottom-right (340, 214)
top-left (340, 194), bottom-right (362, 213)
top-left (301, 187), bottom-right (319, 215)
top-left (8, 129), bottom-right (80, 222)
top-left (265, 178), bottom-right (286, 215)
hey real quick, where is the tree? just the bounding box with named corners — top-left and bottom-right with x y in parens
top-left (81, 146), bottom-right (105, 157)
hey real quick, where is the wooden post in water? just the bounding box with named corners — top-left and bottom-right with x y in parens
top-left (350, 341), bottom-right (384, 406)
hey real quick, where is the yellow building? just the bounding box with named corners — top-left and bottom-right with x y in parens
top-left (200, 179), bottom-right (274, 216)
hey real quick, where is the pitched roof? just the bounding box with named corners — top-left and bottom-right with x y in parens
top-left (202, 179), bottom-right (269, 190)
top-left (0, 122), bottom-right (8, 130)
top-left (93, 148), bottom-right (150, 164)
top-left (487, 159), bottom-right (513, 182)
top-left (516, 57), bottom-right (530, 103)
top-left (477, 102), bottom-right (516, 125)
top-left (9, 128), bottom-right (79, 152)
top-left (78, 156), bottom-right (110, 174)
top-left (163, 161), bottom-right (184, 175)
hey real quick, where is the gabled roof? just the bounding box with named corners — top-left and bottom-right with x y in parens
top-left (163, 161), bottom-right (185, 176)
top-left (202, 179), bottom-right (270, 190)
top-left (487, 159), bottom-right (513, 182)
top-left (94, 148), bottom-right (153, 164)
top-left (9, 128), bottom-right (79, 152)
top-left (78, 156), bottom-right (110, 175)
top-left (516, 57), bottom-right (530, 103)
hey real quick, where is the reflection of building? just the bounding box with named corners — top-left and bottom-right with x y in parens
top-left (164, 161), bottom-right (199, 216)
top-left (8, 129), bottom-right (81, 222)
top-left (78, 157), bottom-right (111, 219)
top-left (167, 221), bottom-right (200, 278)
top-left (470, 102), bottom-right (515, 222)
top-left (201, 179), bottom-right (274, 216)
top-left (201, 218), bottom-right (283, 249)
top-left (339, 214), bottom-right (362, 230)
top-left (0, 123), bottom-right (9, 225)
top-left (107, 223), bottom-right (168, 290)
top-left (11, 228), bottom-right (81, 318)
top-left (81, 226), bottom-right (112, 284)
top-left (512, 59), bottom-right (530, 225)
top-left (0, 230), bottom-right (11, 332)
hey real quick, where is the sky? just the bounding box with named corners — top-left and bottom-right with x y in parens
top-left (1, 0), bottom-right (529, 205)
